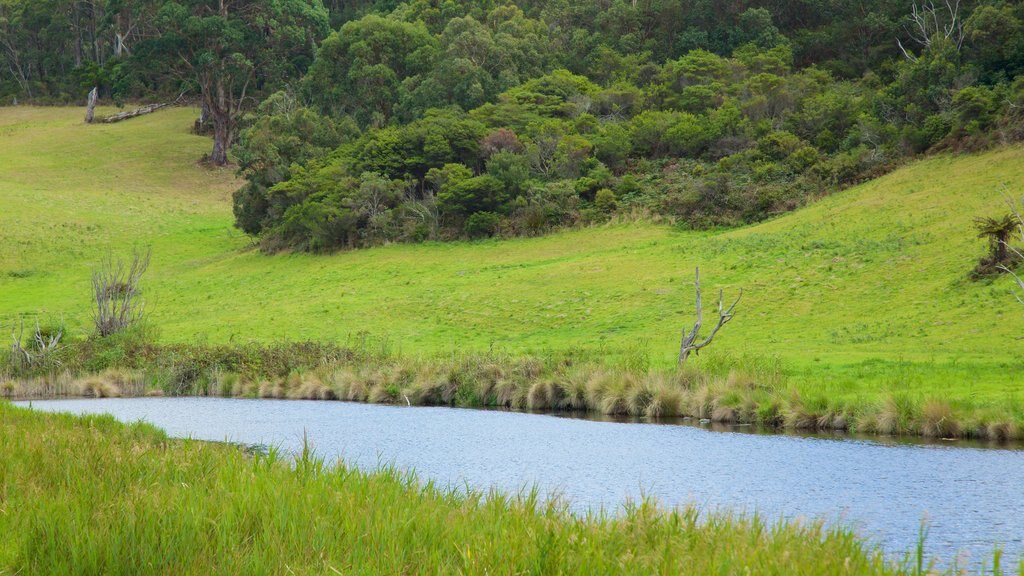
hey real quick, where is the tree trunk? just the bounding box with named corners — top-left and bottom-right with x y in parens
top-left (210, 112), bottom-right (230, 166)
top-left (194, 99), bottom-right (212, 134)
top-left (207, 73), bottom-right (232, 166)
top-left (85, 86), bottom-right (98, 123)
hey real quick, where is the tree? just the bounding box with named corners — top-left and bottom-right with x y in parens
top-left (973, 214), bottom-right (1019, 277)
top-left (142, 0), bottom-right (328, 165)
top-left (232, 90), bottom-right (349, 235)
top-left (302, 14), bottom-right (436, 126)
top-left (678, 267), bottom-right (742, 364)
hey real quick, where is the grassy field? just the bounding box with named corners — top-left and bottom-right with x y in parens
top-left (4, 400), bottom-right (1010, 575)
top-left (1, 106), bottom-right (1023, 426)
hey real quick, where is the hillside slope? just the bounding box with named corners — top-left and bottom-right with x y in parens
top-left (1, 107), bottom-right (1022, 404)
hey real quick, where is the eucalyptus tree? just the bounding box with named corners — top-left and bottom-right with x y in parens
top-left (141, 0), bottom-right (328, 165)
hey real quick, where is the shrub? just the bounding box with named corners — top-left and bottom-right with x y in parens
top-left (463, 212), bottom-right (502, 238)
top-left (439, 175), bottom-right (509, 217)
top-left (594, 188), bottom-right (618, 213)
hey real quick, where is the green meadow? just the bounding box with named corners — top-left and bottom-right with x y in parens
top-left (2, 106), bottom-right (1023, 427)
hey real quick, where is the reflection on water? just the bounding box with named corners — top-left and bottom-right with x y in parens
top-left (18, 397), bottom-right (1024, 566)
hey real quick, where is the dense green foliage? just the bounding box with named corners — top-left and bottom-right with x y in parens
top-left (7, 401), bottom-right (986, 574)
top-left (227, 0), bottom-right (1024, 250)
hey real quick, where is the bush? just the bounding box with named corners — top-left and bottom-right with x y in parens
top-left (463, 212), bottom-right (502, 238)
top-left (594, 188), bottom-right (618, 213)
top-left (439, 175), bottom-right (509, 217)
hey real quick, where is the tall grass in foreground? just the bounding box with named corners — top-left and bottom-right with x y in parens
top-left (2, 402), bottom-right (1011, 575)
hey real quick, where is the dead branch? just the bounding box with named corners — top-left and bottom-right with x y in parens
top-left (678, 267), bottom-right (742, 364)
top-left (898, 0), bottom-right (964, 60)
top-left (93, 248), bottom-right (151, 337)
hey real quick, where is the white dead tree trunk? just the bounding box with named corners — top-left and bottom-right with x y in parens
top-left (678, 267), bottom-right (742, 364)
top-left (85, 86), bottom-right (98, 123)
top-left (897, 0), bottom-right (965, 61)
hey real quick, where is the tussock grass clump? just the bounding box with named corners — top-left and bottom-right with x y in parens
top-left (286, 373), bottom-right (336, 400)
top-left (920, 400), bottom-right (960, 438)
top-left (526, 380), bottom-right (560, 410)
top-left (0, 403), bottom-right (958, 575)
top-left (557, 366), bottom-right (591, 411)
top-left (689, 384), bottom-right (714, 419)
top-left (75, 369), bottom-right (142, 398)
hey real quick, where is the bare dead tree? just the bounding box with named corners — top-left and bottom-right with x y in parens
top-left (679, 267), bottom-right (742, 365)
top-left (897, 0), bottom-right (965, 61)
top-left (93, 249), bottom-right (150, 337)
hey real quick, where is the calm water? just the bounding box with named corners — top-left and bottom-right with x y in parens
top-left (18, 397), bottom-right (1024, 566)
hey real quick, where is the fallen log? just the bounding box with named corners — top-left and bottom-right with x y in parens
top-left (99, 101), bottom-right (171, 123)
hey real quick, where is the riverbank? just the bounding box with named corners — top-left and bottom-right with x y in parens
top-left (2, 400), bottom-right (1007, 574)
top-left (4, 337), bottom-right (1022, 442)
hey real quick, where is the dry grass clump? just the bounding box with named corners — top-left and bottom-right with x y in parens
top-left (688, 384), bottom-right (713, 419)
top-left (920, 400), bottom-right (960, 438)
top-left (326, 368), bottom-right (366, 402)
top-left (643, 375), bottom-right (685, 419)
top-left (983, 421), bottom-right (1019, 442)
top-left (491, 376), bottom-right (521, 407)
top-left (526, 380), bottom-right (560, 410)
top-left (968, 417), bottom-right (1021, 442)
top-left (556, 366), bottom-right (590, 411)
top-left (287, 373), bottom-right (336, 401)
top-left (711, 402), bottom-right (737, 424)
top-left (624, 374), bottom-right (654, 416)
top-left (258, 380), bottom-right (286, 399)
top-left (783, 403), bottom-right (819, 430)
top-left (592, 371), bottom-right (630, 415)
top-left (78, 375), bottom-right (122, 398)
top-left (599, 392), bottom-right (628, 415)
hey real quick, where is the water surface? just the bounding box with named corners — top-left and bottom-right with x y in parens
top-left (19, 397), bottom-right (1024, 566)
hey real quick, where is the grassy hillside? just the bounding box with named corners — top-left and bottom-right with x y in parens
top-left (1, 107), bottom-right (1022, 411)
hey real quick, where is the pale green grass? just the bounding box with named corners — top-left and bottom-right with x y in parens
top-left (1, 107), bottom-right (1022, 414)
top-left (0, 401), bottom-right (1000, 575)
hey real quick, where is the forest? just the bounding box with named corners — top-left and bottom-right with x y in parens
top-left (3, 0), bottom-right (1024, 250)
